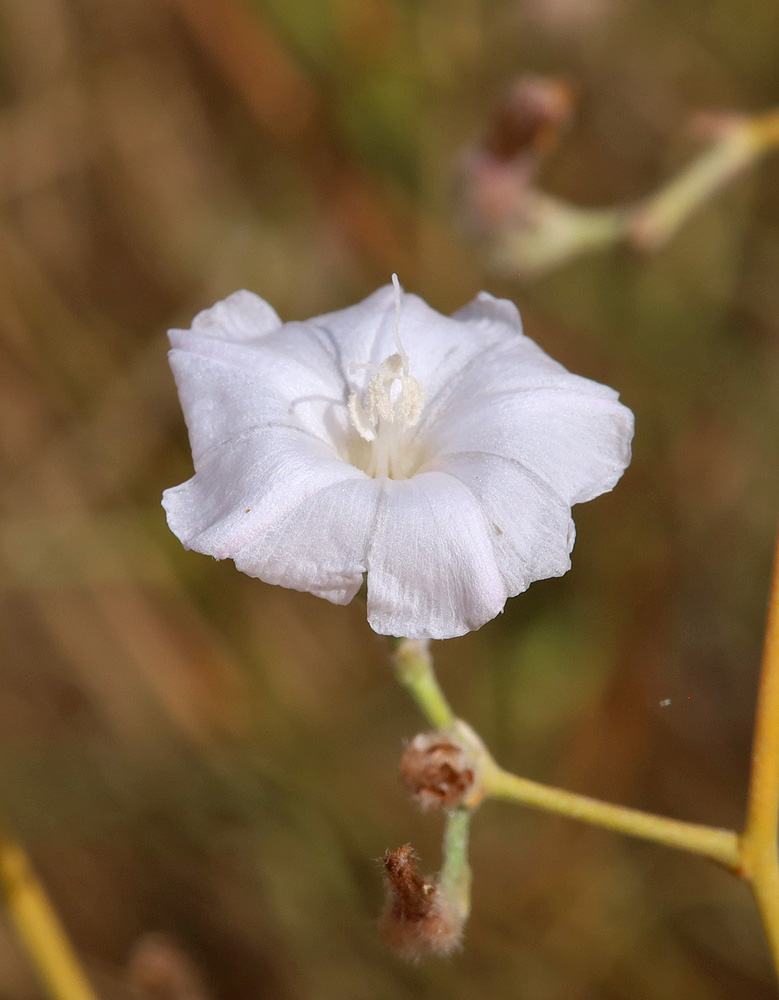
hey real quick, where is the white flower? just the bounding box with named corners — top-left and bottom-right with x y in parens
top-left (163, 278), bottom-right (633, 639)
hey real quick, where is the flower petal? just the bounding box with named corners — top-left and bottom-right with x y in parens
top-left (163, 425), bottom-right (367, 567)
top-left (188, 290), bottom-right (282, 341)
top-left (428, 451), bottom-right (575, 597)
top-left (230, 477), bottom-right (382, 604)
top-left (383, 292), bottom-right (515, 398)
top-left (311, 287), bottom-right (518, 401)
top-left (308, 285), bottom-right (397, 377)
top-left (365, 472), bottom-right (507, 639)
top-left (168, 337), bottom-right (347, 462)
top-left (450, 290), bottom-right (524, 336)
top-left (427, 380), bottom-right (634, 505)
top-left (416, 334), bottom-right (570, 437)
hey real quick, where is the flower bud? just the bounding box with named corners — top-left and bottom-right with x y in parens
top-left (379, 845), bottom-right (463, 958)
top-left (399, 733), bottom-right (479, 810)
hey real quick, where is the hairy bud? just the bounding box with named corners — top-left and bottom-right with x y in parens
top-left (379, 845), bottom-right (463, 958)
top-left (400, 733), bottom-right (479, 810)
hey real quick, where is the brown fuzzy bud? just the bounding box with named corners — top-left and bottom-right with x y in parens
top-left (399, 733), bottom-right (479, 810)
top-left (379, 845), bottom-right (463, 958)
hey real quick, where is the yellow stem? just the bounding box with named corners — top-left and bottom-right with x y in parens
top-left (482, 761), bottom-right (740, 869)
top-left (0, 828), bottom-right (97, 1000)
top-left (741, 525), bottom-right (779, 970)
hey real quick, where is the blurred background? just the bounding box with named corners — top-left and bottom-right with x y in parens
top-left (0, 0), bottom-right (778, 997)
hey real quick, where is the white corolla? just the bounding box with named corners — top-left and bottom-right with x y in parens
top-left (163, 278), bottom-right (633, 639)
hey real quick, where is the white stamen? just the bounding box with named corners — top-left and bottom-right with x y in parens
top-left (347, 391), bottom-right (376, 442)
top-left (396, 375), bottom-right (425, 426)
top-left (346, 275), bottom-right (426, 478)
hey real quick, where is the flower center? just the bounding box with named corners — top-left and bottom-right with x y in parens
top-left (347, 276), bottom-right (426, 480)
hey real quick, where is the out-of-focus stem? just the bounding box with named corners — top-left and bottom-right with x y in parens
top-left (628, 125), bottom-right (754, 249)
top-left (741, 526), bottom-right (779, 972)
top-left (744, 108), bottom-right (779, 152)
top-left (0, 827), bottom-right (97, 1000)
top-left (484, 105), bottom-right (779, 278)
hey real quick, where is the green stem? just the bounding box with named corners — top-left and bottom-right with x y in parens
top-left (438, 807), bottom-right (472, 921)
top-left (482, 762), bottom-right (740, 868)
top-left (393, 638), bottom-right (741, 869)
top-left (393, 639), bottom-right (456, 730)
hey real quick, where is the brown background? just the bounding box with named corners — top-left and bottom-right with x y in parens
top-left (0, 0), bottom-right (778, 997)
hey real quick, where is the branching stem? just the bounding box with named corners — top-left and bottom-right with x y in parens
top-left (486, 106), bottom-right (779, 277)
top-left (393, 528), bottom-right (779, 977)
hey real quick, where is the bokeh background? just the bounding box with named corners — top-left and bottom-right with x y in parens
top-left (1, 0), bottom-right (778, 997)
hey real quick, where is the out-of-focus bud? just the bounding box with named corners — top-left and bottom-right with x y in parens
top-left (379, 845), bottom-right (464, 958)
top-left (456, 76), bottom-right (574, 241)
top-left (128, 933), bottom-right (210, 1000)
top-left (399, 732), bottom-right (480, 810)
top-left (482, 76), bottom-right (575, 163)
